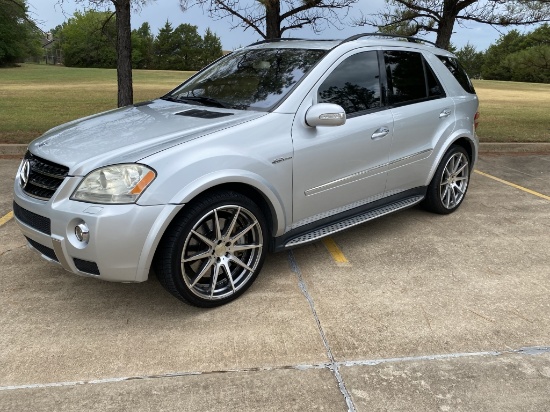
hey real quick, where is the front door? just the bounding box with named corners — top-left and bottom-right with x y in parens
top-left (291, 50), bottom-right (393, 227)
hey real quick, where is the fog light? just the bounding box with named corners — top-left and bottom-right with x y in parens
top-left (75, 223), bottom-right (90, 243)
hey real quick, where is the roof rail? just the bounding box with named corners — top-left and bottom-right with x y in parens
top-left (246, 38), bottom-right (313, 47)
top-left (246, 38), bottom-right (338, 47)
top-left (340, 33), bottom-right (438, 47)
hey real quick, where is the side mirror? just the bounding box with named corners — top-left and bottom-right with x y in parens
top-left (305, 103), bottom-right (346, 127)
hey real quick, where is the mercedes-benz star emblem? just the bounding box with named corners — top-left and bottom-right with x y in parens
top-left (20, 159), bottom-right (31, 189)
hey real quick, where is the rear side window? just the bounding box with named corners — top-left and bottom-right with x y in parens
top-left (318, 51), bottom-right (382, 116)
top-left (426, 63), bottom-right (445, 98)
top-left (437, 56), bottom-right (476, 94)
top-left (384, 51), bottom-right (446, 106)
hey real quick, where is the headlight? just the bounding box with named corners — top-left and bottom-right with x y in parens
top-left (71, 164), bottom-right (156, 204)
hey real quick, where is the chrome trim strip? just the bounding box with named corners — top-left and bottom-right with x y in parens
top-left (388, 148), bottom-right (433, 167)
top-left (305, 164), bottom-right (386, 196)
top-left (304, 149), bottom-right (432, 197)
top-left (51, 236), bottom-right (72, 272)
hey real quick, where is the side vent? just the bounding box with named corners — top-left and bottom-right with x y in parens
top-left (73, 258), bottom-right (100, 276)
top-left (26, 237), bottom-right (58, 262)
top-left (134, 100), bottom-right (154, 107)
top-left (176, 109), bottom-right (233, 119)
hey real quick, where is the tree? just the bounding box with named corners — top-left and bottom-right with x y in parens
top-left (481, 29), bottom-right (524, 80)
top-left (199, 28), bottom-right (223, 68)
top-left (153, 23), bottom-right (223, 70)
top-left (61, 0), bottom-right (151, 106)
top-left (0, 0), bottom-right (42, 66)
top-left (132, 22), bottom-right (154, 68)
top-left (179, 0), bottom-right (358, 40)
top-left (455, 42), bottom-right (485, 78)
top-left (173, 23), bottom-right (203, 70)
top-left (360, 0), bottom-right (550, 50)
top-left (58, 10), bottom-right (117, 68)
top-left (153, 21), bottom-right (176, 70)
top-left (482, 23), bottom-right (550, 82)
top-left (506, 45), bottom-right (550, 82)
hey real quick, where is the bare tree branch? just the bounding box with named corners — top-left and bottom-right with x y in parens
top-left (361, 0), bottom-right (550, 50)
top-left (181, 0), bottom-right (358, 39)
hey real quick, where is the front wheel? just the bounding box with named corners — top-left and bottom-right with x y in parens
top-left (154, 191), bottom-right (268, 307)
top-left (424, 145), bottom-right (471, 214)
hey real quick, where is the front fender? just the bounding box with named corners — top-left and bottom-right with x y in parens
top-left (169, 169), bottom-right (287, 236)
top-left (133, 170), bottom-right (288, 281)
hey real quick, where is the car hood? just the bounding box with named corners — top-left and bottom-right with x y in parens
top-left (28, 99), bottom-right (265, 176)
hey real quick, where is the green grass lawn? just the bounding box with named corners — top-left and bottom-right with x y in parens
top-left (0, 64), bottom-right (192, 144)
top-left (0, 64), bottom-right (548, 144)
top-left (473, 79), bottom-right (550, 143)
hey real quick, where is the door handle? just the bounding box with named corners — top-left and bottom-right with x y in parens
top-left (439, 108), bottom-right (452, 118)
top-left (371, 127), bottom-right (390, 140)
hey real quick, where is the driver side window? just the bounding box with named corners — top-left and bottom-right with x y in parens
top-left (317, 51), bottom-right (382, 116)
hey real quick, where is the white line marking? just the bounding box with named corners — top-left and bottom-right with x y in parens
top-left (337, 351), bottom-right (501, 367)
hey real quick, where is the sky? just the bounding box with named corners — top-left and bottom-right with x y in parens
top-left (26, 0), bottom-right (523, 52)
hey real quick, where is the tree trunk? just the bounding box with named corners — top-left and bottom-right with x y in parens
top-left (115, 0), bottom-right (133, 107)
top-left (435, 2), bottom-right (457, 50)
top-left (265, 0), bottom-right (282, 39)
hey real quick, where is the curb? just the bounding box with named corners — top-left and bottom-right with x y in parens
top-left (0, 144), bottom-right (27, 157)
top-left (1, 143), bottom-right (550, 157)
top-left (478, 143), bottom-right (550, 154)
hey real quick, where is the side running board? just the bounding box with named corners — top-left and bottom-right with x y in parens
top-left (285, 196), bottom-right (424, 248)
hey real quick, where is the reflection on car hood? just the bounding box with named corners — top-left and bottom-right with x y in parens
top-left (28, 99), bottom-right (265, 175)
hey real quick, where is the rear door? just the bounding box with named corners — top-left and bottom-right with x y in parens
top-left (383, 50), bottom-right (456, 193)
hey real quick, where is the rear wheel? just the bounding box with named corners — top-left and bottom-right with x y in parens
top-left (155, 191), bottom-right (267, 307)
top-left (424, 145), bottom-right (471, 214)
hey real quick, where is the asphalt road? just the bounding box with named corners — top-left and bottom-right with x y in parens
top-left (1, 154), bottom-right (549, 411)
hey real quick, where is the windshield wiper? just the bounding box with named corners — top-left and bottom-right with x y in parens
top-left (160, 95), bottom-right (180, 103)
top-left (174, 96), bottom-right (230, 109)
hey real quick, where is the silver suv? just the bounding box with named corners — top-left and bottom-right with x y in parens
top-left (13, 34), bottom-right (479, 307)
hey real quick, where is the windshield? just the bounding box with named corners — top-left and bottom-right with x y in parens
top-left (165, 48), bottom-right (327, 111)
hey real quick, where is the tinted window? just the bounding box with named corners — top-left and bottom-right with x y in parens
top-left (426, 62), bottom-right (445, 98)
top-left (384, 51), bottom-right (427, 105)
top-left (437, 56), bottom-right (476, 94)
top-left (167, 48), bottom-right (327, 111)
top-left (318, 51), bottom-right (381, 115)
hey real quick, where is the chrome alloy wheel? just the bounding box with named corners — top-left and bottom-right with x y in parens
top-left (181, 205), bottom-right (263, 301)
top-left (439, 152), bottom-right (469, 209)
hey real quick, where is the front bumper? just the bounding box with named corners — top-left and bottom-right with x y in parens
top-left (13, 173), bottom-right (182, 283)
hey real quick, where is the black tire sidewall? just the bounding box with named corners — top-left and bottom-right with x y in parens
top-left (159, 191), bottom-right (268, 307)
top-left (425, 145), bottom-right (471, 215)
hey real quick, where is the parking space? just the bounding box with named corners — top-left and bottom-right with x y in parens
top-left (0, 159), bottom-right (19, 221)
top-left (1, 154), bottom-right (549, 411)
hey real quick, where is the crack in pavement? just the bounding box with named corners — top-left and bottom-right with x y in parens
top-left (2, 346), bottom-right (549, 392)
top-left (287, 250), bottom-right (357, 412)
top-left (0, 244), bottom-right (26, 257)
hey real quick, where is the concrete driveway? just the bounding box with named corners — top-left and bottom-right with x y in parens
top-left (1, 154), bottom-right (549, 411)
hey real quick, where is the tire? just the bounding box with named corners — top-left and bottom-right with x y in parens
top-left (424, 145), bottom-right (471, 215)
top-left (154, 190), bottom-right (268, 307)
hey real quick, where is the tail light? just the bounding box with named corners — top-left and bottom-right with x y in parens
top-left (474, 111), bottom-right (480, 130)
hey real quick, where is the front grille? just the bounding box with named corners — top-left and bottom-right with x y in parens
top-left (13, 202), bottom-right (51, 235)
top-left (73, 258), bottom-right (100, 276)
top-left (26, 237), bottom-right (58, 262)
top-left (22, 152), bottom-right (69, 200)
